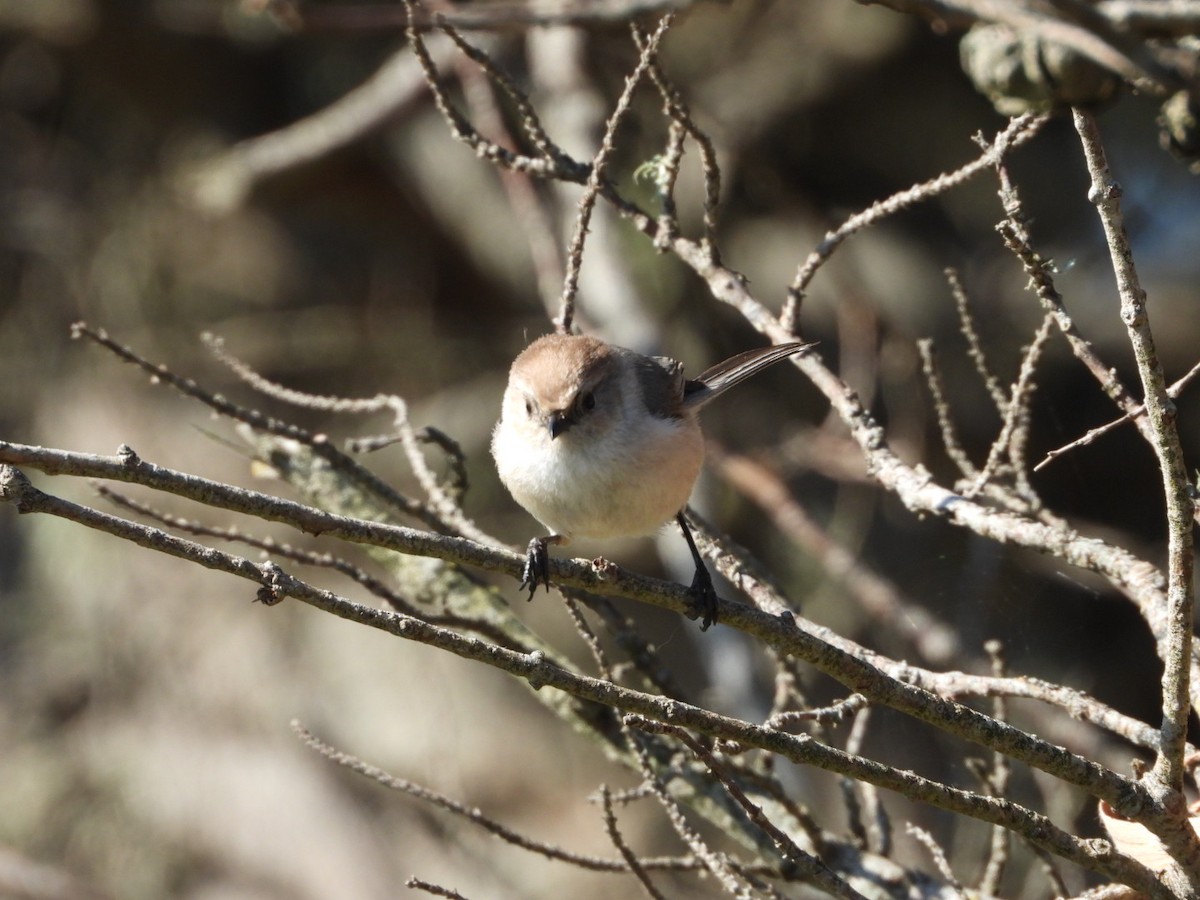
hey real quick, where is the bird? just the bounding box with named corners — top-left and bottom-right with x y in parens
top-left (491, 332), bottom-right (816, 630)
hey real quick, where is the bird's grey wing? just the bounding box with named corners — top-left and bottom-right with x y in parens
top-left (627, 352), bottom-right (688, 419)
top-left (683, 341), bottom-right (816, 410)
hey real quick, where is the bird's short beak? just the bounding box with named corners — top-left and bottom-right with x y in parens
top-left (547, 411), bottom-right (569, 439)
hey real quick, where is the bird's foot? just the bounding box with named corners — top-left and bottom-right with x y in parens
top-left (686, 564), bottom-right (720, 632)
top-left (675, 511), bottom-right (720, 631)
top-left (519, 535), bottom-right (559, 600)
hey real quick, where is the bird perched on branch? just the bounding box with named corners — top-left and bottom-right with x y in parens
top-left (492, 333), bottom-right (815, 630)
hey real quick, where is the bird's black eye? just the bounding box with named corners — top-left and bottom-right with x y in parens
top-left (581, 391), bottom-right (596, 411)
top-left (524, 399), bottom-right (534, 416)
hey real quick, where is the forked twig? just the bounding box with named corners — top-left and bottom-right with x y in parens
top-left (292, 722), bottom-right (703, 874)
top-left (558, 14), bottom-right (676, 333)
top-left (783, 114), bottom-right (1047, 330)
top-left (1035, 359), bottom-right (1200, 472)
top-left (597, 786), bottom-right (668, 900)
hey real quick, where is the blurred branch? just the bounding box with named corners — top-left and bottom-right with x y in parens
top-left (859, 0), bottom-right (1194, 96)
top-left (711, 446), bottom-right (962, 667)
top-left (291, 721), bottom-right (705, 875)
top-left (596, 786), bottom-right (670, 900)
top-left (250, 0), bottom-right (699, 32)
top-left (185, 41), bottom-right (455, 213)
top-left (0, 845), bottom-right (110, 900)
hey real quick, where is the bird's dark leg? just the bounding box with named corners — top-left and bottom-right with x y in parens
top-left (520, 534), bottom-right (564, 600)
top-left (675, 511), bottom-right (719, 631)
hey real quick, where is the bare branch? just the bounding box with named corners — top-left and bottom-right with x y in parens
top-left (184, 42), bottom-right (454, 212)
top-left (405, 877), bottom-right (468, 899)
top-left (918, 338), bottom-right (982, 482)
top-left (1073, 109), bottom-right (1196, 863)
top-left (783, 114), bottom-right (1047, 330)
top-left (292, 722), bottom-right (697, 874)
top-left (597, 786), bottom-right (669, 900)
top-left (0, 463), bottom-right (1172, 892)
top-left (0, 442), bottom-right (1169, 805)
top-left (947, 267), bottom-right (1009, 413)
top-left (557, 14), bottom-right (675, 333)
top-left (1036, 357), bottom-right (1200, 473)
top-left (628, 716), bottom-right (871, 900)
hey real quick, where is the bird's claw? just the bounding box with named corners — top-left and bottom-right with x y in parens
top-left (686, 566), bottom-right (720, 632)
top-left (519, 537), bottom-right (552, 600)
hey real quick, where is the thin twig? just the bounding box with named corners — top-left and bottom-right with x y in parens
top-left (405, 878), bottom-right (468, 899)
top-left (292, 722), bottom-right (699, 874)
top-left (783, 114), bottom-right (1047, 330)
top-left (906, 824), bottom-right (960, 890)
top-left (557, 14), bottom-right (675, 333)
top-left (631, 22), bottom-right (722, 256)
top-left (435, 18), bottom-right (568, 169)
top-left (963, 312), bottom-right (1054, 501)
top-left (978, 640), bottom-right (1012, 896)
top-left (629, 716), bottom-right (871, 900)
top-left (839, 706), bottom-right (870, 851)
top-left (947, 267), bottom-right (1008, 413)
top-left (918, 338), bottom-right (982, 481)
top-left (561, 594), bottom-right (613, 679)
top-left (597, 786), bottom-right (667, 900)
top-left (765, 694), bottom-right (868, 730)
top-left (1035, 358), bottom-right (1200, 472)
top-left (70, 322), bottom-right (443, 532)
top-left (847, 707), bottom-right (891, 858)
top-left (623, 724), bottom-right (755, 898)
top-left (402, 0), bottom-right (586, 181)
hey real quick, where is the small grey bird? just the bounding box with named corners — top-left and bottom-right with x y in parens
top-left (492, 333), bottom-right (815, 629)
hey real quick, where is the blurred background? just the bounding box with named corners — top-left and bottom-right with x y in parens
top-left (1, 1), bottom-right (1199, 898)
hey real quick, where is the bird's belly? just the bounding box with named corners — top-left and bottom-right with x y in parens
top-left (497, 417), bottom-right (703, 540)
